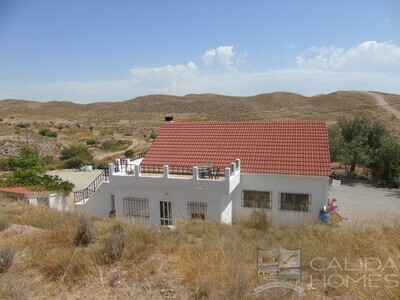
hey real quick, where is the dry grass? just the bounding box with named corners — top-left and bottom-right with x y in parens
top-left (102, 221), bottom-right (126, 263)
top-left (0, 198), bottom-right (399, 299)
top-left (0, 245), bottom-right (16, 273)
top-left (74, 216), bottom-right (97, 246)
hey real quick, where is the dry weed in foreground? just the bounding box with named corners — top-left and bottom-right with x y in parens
top-left (0, 245), bottom-right (17, 273)
top-left (0, 197), bottom-right (399, 299)
top-left (0, 273), bottom-right (31, 300)
top-left (0, 212), bottom-right (9, 231)
top-left (238, 209), bottom-right (271, 231)
top-left (123, 225), bottom-right (158, 263)
top-left (74, 216), bottom-right (97, 246)
top-left (102, 221), bottom-right (126, 263)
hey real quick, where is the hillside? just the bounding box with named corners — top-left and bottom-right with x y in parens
top-left (1, 91), bottom-right (399, 158)
top-left (2, 91), bottom-right (399, 122)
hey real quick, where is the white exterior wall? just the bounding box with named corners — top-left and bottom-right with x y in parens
top-left (231, 173), bottom-right (329, 225)
top-left (75, 159), bottom-right (328, 226)
top-left (75, 182), bottom-right (113, 217)
top-left (76, 161), bottom-right (241, 226)
top-left (48, 193), bottom-right (68, 211)
top-left (26, 193), bottom-right (69, 211)
top-left (111, 165), bottom-right (239, 226)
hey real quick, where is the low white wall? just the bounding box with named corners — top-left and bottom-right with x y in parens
top-left (232, 173), bottom-right (329, 225)
top-left (48, 193), bottom-right (68, 211)
top-left (28, 196), bottom-right (38, 206)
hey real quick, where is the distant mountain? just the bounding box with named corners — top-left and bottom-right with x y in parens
top-left (1, 91), bottom-right (399, 125)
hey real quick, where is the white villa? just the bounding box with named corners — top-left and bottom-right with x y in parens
top-left (75, 120), bottom-right (331, 226)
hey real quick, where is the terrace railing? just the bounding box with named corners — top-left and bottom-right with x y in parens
top-left (74, 151), bottom-right (147, 204)
top-left (74, 168), bottom-right (109, 203)
top-left (140, 165), bottom-right (194, 175)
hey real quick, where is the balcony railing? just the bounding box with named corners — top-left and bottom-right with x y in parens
top-left (74, 168), bottom-right (109, 203)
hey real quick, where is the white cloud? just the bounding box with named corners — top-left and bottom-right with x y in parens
top-left (201, 49), bottom-right (216, 66)
top-left (2, 68), bottom-right (400, 103)
top-left (129, 61), bottom-right (198, 87)
top-left (201, 46), bottom-right (235, 70)
top-left (297, 41), bottom-right (400, 71)
top-left (2, 42), bottom-right (400, 103)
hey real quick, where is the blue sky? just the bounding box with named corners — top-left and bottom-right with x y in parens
top-left (0, 0), bottom-right (399, 103)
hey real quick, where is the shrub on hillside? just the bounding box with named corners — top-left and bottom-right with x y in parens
top-left (100, 139), bottom-right (132, 151)
top-left (74, 217), bottom-right (96, 246)
top-left (40, 155), bottom-right (63, 170)
top-left (86, 138), bottom-right (97, 147)
top-left (60, 144), bottom-right (93, 168)
top-left (103, 222), bottom-right (126, 263)
top-left (16, 123), bottom-right (29, 129)
top-left (0, 245), bottom-right (16, 273)
top-left (39, 129), bottom-right (58, 138)
top-left (124, 149), bottom-right (134, 158)
top-left (93, 160), bottom-right (108, 169)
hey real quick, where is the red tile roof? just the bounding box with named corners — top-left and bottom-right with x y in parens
top-left (0, 187), bottom-right (45, 196)
top-left (141, 121), bottom-right (331, 176)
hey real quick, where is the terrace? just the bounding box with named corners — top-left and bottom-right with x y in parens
top-left (74, 158), bottom-right (241, 204)
top-left (111, 157), bottom-right (240, 181)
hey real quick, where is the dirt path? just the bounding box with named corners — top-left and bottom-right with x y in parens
top-left (364, 91), bottom-right (400, 119)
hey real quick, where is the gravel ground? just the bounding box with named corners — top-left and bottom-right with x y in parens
top-left (329, 181), bottom-right (400, 227)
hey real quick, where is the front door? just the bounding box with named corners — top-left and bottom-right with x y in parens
top-left (160, 201), bottom-right (172, 226)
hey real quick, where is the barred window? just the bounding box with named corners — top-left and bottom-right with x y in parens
top-left (160, 201), bottom-right (172, 226)
top-left (123, 197), bottom-right (149, 218)
top-left (188, 202), bottom-right (207, 220)
top-left (279, 193), bottom-right (311, 212)
top-left (242, 190), bottom-right (271, 209)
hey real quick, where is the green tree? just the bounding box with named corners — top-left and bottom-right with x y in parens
top-left (329, 112), bottom-right (400, 187)
top-left (1, 169), bottom-right (74, 195)
top-left (0, 147), bottom-right (43, 173)
top-left (0, 147), bottom-right (74, 195)
top-left (328, 125), bottom-right (344, 162)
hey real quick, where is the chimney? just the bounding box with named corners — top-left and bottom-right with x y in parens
top-left (165, 115), bottom-right (174, 122)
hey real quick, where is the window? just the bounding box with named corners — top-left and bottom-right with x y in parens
top-left (188, 202), bottom-right (207, 220)
top-left (160, 201), bottom-right (172, 226)
top-left (242, 190), bottom-right (271, 209)
top-left (279, 193), bottom-right (311, 212)
top-left (123, 197), bottom-right (149, 218)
